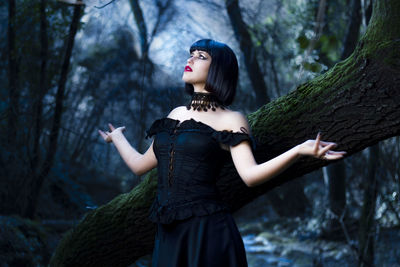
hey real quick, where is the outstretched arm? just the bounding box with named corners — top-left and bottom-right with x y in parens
top-left (98, 123), bottom-right (157, 176)
top-left (229, 114), bottom-right (346, 187)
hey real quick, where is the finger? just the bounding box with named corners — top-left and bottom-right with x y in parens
top-left (326, 150), bottom-right (347, 156)
top-left (323, 150), bottom-right (347, 160)
top-left (98, 129), bottom-right (107, 139)
top-left (319, 141), bottom-right (337, 147)
top-left (314, 132), bottom-right (321, 154)
top-left (104, 131), bottom-right (112, 142)
top-left (318, 143), bottom-right (336, 157)
top-left (324, 153), bottom-right (346, 160)
top-left (108, 123), bottom-right (115, 131)
top-left (98, 130), bottom-right (112, 143)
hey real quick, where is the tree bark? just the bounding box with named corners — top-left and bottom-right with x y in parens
top-left (51, 0), bottom-right (400, 265)
top-left (324, 0), bottom-right (362, 236)
top-left (23, 4), bottom-right (83, 219)
top-left (358, 144), bottom-right (379, 267)
top-left (225, 0), bottom-right (270, 107)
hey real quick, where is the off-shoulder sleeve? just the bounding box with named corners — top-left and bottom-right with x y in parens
top-left (211, 130), bottom-right (253, 147)
top-left (145, 118), bottom-right (178, 138)
top-left (145, 119), bottom-right (162, 138)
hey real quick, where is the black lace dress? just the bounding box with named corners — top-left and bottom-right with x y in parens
top-left (146, 117), bottom-right (251, 267)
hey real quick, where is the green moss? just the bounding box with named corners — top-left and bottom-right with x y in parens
top-left (364, 0), bottom-right (400, 41)
top-left (247, 51), bottom-right (364, 142)
top-left (50, 170), bottom-right (158, 266)
top-left (358, 0), bottom-right (400, 63)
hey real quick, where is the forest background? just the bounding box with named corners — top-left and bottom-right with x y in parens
top-left (1, 0), bottom-right (399, 266)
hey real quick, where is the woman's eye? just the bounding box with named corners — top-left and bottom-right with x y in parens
top-left (188, 54), bottom-right (207, 60)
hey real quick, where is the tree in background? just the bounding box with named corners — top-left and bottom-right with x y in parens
top-left (225, 0), bottom-right (270, 107)
top-left (1, 0), bottom-right (84, 218)
top-left (0, 0), bottom-right (176, 220)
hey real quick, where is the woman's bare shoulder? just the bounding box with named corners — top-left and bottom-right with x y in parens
top-left (167, 106), bottom-right (187, 119)
top-left (221, 109), bottom-right (250, 133)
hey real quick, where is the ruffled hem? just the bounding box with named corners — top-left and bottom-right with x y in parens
top-left (146, 117), bottom-right (252, 147)
top-left (148, 199), bottom-right (230, 224)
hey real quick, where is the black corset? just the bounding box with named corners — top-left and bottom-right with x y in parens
top-left (146, 117), bottom-right (252, 224)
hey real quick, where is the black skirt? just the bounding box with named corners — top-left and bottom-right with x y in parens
top-left (151, 211), bottom-right (248, 267)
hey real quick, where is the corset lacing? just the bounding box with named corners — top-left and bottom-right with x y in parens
top-left (168, 123), bottom-right (179, 186)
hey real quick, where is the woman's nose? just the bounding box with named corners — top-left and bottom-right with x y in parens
top-left (187, 56), bottom-right (194, 64)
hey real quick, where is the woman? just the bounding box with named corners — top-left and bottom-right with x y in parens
top-left (99, 39), bottom-right (346, 267)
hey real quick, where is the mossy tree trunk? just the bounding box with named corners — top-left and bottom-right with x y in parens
top-left (51, 0), bottom-right (400, 265)
top-left (323, 0), bottom-right (363, 236)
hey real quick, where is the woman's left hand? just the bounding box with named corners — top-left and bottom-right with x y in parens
top-left (296, 133), bottom-right (347, 160)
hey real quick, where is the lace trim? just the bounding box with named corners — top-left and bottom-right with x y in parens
top-left (148, 199), bottom-right (230, 224)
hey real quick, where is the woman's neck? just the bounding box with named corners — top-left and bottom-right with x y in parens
top-left (192, 84), bottom-right (208, 93)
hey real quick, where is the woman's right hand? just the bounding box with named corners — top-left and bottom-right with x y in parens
top-left (296, 133), bottom-right (346, 160)
top-left (98, 123), bottom-right (126, 143)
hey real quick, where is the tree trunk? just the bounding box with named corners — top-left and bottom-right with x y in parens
top-left (365, 0), bottom-right (373, 25)
top-left (266, 179), bottom-right (310, 218)
top-left (129, 0), bottom-right (149, 58)
top-left (22, 4), bottom-right (83, 219)
top-left (358, 144), bottom-right (379, 267)
top-left (50, 0), bottom-right (400, 265)
top-left (30, 0), bottom-right (48, 177)
top-left (7, 0), bottom-right (18, 147)
top-left (225, 0), bottom-right (270, 107)
top-left (324, 0), bottom-right (362, 236)
top-left (128, 0), bottom-right (155, 153)
top-left (323, 160), bottom-right (347, 236)
top-left (342, 0), bottom-right (362, 59)
top-left (312, 0), bottom-right (330, 66)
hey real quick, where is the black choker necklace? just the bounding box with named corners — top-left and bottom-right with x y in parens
top-left (187, 92), bottom-right (224, 112)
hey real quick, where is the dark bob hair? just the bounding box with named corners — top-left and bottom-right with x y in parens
top-left (185, 39), bottom-right (238, 106)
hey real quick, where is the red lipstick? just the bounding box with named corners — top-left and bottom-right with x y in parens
top-left (184, 66), bottom-right (193, 72)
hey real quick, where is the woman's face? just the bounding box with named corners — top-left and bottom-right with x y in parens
top-left (182, 50), bottom-right (212, 90)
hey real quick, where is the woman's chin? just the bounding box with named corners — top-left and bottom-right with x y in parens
top-left (181, 76), bottom-right (192, 84)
